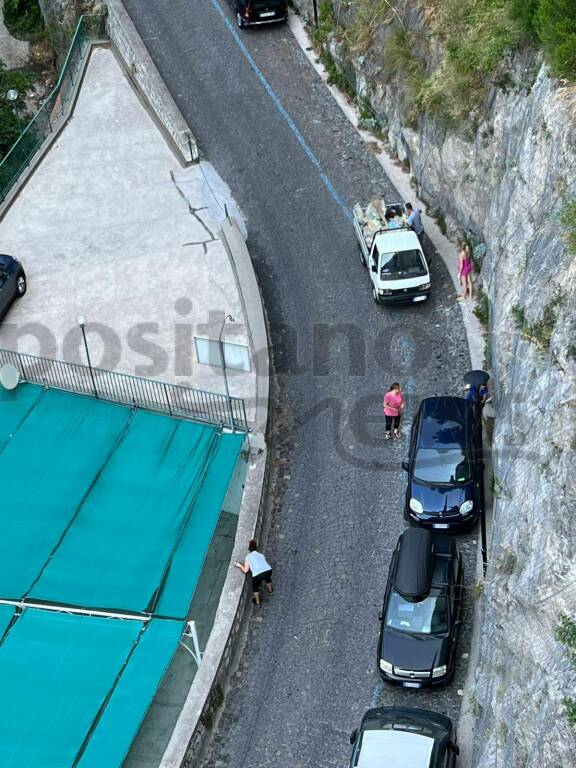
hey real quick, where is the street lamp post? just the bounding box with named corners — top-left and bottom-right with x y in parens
top-left (77, 315), bottom-right (98, 399)
top-left (218, 314), bottom-right (235, 431)
top-left (6, 89), bottom-right (22, 138)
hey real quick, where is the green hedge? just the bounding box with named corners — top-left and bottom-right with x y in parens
top-left (508, 0), bottom-right (576, 79)
top-left (536, 0), bottom-right (576, 78)
top-left (3, 0), bottom-right (44, 38)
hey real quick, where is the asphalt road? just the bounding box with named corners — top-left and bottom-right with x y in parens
top-left (123, 3), bottom-right (475, 765)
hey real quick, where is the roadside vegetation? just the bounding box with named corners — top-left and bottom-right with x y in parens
top-left (313, 0), bottom-right (576, 126)
top-left (512, 291), bottom-right (566, 352)
top-left (3, 0), bottom-right (44, 38)
top-left (0, 62), bottom-right (33, 160)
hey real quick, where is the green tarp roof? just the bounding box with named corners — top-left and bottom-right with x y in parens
top-left (0, 384), bottom-right (244, 767)
top-left (0, 609), bottom-right (182, 768)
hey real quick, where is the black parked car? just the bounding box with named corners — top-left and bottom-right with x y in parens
top-left (349, 707), bottom-right (459, 767)
top-left (378, 528), bottom-right (464, 688)
top-left (403, 396), bottom-right (482, 531)
top-left (0, 255), bottom-right (26, 321)
top-left (227, 0), bottom-right (288, 28)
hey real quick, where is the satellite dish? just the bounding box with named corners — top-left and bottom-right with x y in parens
top-left (0, 364), bottom-right (20, 390)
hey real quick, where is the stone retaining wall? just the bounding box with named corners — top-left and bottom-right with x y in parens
top-left (105, 0), bottom-right (198, 163)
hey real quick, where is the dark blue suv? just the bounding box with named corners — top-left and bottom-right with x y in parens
top-left (403, 396), bottom-right (482, 531)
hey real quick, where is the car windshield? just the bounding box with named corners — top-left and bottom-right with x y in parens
top-left (379, 249), bottom-right (427, 280)
top-left (413, 448), bottom-right (471, 484)
top-left (386, 590), bottom-right (449, 634)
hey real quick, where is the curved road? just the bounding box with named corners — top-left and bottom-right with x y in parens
top-left (123, 3), bottom-right (475, 765)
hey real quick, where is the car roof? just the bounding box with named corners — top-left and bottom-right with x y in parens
top-left (373, 229), bottom-right (422, 253)
top-left (417, 397), bottom-right (467, 449)
top-left (394, 528), bottom-right (434, 598)
top-left (0, 254), bottom-right (15, 267)
top-left (357, 729), bottom-right (434, 768)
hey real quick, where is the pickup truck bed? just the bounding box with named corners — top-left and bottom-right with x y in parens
top-left (353, 200), bottom-right (409, 255)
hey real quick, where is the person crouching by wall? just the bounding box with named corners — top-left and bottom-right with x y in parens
top-left (235, 539), bottom-right (273, 606)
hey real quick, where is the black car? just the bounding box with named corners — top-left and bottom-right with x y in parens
top-left (0, 255), bottom-right (26, 321)
top-left (378, 528), bottom-right (464, 688)
top-left (349, 707), bottom-right (459, 768)
top-left (227, 0), bottom-right (288, 28)
top-left (403, 396), bottom-right (482, 531)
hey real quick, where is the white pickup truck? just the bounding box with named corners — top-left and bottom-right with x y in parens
top-left (353, 200), bottom-right (431, 305)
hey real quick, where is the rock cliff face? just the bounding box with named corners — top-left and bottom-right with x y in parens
top-left (293, 1), bottom-right (576, 765)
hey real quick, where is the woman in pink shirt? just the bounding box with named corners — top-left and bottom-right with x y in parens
top-left (383, 382), bottom-right (405, 440)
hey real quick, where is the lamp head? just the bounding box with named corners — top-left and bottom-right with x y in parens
top-left (6, 89), bottom-right (18, 102)
top-left (77, 314), bottom-right (86, 328)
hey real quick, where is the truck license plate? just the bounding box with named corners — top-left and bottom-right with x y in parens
top-left (403, 682), bottom-right (421, 688)
top-left (433, 523), bottom-right (449, 529)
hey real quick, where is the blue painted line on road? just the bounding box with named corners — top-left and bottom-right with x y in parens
top-left (211, 0), bottom-right (352, 222)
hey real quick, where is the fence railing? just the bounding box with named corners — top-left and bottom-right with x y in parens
top-left (0, 348), bottom-right (248, 432)
top-left (0, 14), bottom-right (107, 203)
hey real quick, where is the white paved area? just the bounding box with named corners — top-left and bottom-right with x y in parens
top-left (0, 45), bottom-right (256, 418)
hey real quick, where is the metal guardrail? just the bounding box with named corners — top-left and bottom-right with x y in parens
top-left (0, 348), bottom-right (248, 432)
top-left (0, 14), bottom-right (107, 203)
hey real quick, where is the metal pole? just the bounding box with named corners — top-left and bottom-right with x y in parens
top-left (313, 0), bottom-right (318, 26)
top-left (477, 403), bottom-right (488, 575)
top-left (218, 320), bottom-right (235, 432)
top-left (80, 323), bottom-right (98, 399)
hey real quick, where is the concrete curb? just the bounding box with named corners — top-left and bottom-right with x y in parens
top-left (160, 222), bottom-right (271, 768)
top-left (106, 0), bottom-right (199, 164)
top-left (220, 216), bottom-right (270, 436)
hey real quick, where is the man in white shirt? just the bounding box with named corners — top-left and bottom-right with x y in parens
top-left (236, 539), bottom-right (273, 606)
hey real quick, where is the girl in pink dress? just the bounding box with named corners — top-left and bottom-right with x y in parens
top-left (383, 383), bottom-right (405, 440)
top-left (457, 242), bottom-right (473, 301)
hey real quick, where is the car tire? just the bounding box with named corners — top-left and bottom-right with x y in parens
top-left (236, 11), bottom-right (245, 27)
top-left (15, 272), bottom-right (26, 297)
top-left (372, 285), bottom-right (381, 304)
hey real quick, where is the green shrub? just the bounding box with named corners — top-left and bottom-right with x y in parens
top-left (508, 0), bottom-right (540, 37)
top-left (513, 292), bottom-right (566, 351)
top-left (348, 0), bottom-right (399, 54)
top-left (536, 0), bottom-right (576, 79)
top-left (3, 0), bottom-right (44, 38)
top-left (318, 49), bottom-right (355, 99)
top-left (512, 304), bottom-right (526, 329)
top-left (0, 62), bottom-right (34, 161)
top-left (311, 0), bottom-right (338, 49)
top-left (559, 199), bottom-right (576, 253)
top-left (564, 698), bottom-right (576, 727)
top-left (556, 612), bottom-right (576, 669)
top-left (474, 288), bottom-right (490, 328)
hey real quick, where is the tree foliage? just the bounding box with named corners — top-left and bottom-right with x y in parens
top-left (3, 0), bottom-right (44, 38)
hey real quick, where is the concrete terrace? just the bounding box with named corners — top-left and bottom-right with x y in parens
top-left (0, 45), bottom-right (257, 420)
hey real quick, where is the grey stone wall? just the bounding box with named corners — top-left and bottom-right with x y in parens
top-left (105, 0), bottom-right (198, 163)
top-left (300, 5), bottom-right (576, 766)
